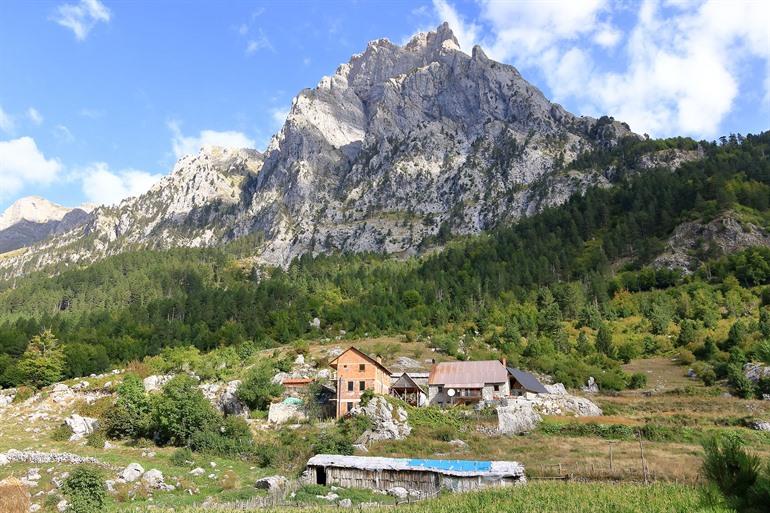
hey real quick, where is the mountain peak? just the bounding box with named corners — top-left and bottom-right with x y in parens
top-left (405, 22), bottom-right (461, 54)
top-left (0, 196), bottom-right (73, 231)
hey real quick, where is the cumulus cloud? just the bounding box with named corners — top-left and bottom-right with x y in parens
top-left (168, 120), bottom-right (256, 159)
top-left (431, 0), bottom-right (770, 138)
top-left (26, 108), bottom-right (43, 125)
top-left (0, 137), bottom-right (62, 200)
top-left (79, 162), bottom-right (163, 206)
top-left (52, 0), bottom-right (111, 41)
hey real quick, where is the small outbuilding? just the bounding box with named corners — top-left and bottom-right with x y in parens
top-left (304, 455), bottom-right (525, 494)
top-left (506, 367), bottom-right (549, 395)
top-left (390, 373), bottom-right (428, 406)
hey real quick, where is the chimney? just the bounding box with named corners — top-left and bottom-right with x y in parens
top-left (500, 357), bottom-right (507, 368)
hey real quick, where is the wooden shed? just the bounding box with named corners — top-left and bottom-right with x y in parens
top-left (304, 455), bottom-right (526, 494)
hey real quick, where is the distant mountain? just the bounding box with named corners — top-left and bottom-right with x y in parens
top-left (0, 197), bottom-right (92, 254)
top-left (0, 23), bottom-right (638, 278)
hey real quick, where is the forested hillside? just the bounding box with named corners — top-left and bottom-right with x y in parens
top-left (1, 132), bottom-right (770, 394)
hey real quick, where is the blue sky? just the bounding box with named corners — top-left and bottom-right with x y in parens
top-left (0, 0), bottom-right (768, 212)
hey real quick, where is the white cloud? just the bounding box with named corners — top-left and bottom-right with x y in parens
top-left (52, 0), bottom-right (111, 41)
top-left (80, 162), bottom-right (163, 206)
top-left (0, 106), bottom-right (15, 134)
top-left (168, 120), bottom-right (256, 159)
top-left (79, 108), bottom-right (104, 119)
top-left (270, 108), bottom-right (289, 127)
top-left (431, 0), bottom-right (770, 138)
top-left (246, 29), bottom-right (273, 54)
top-left (0, 137), bottom-right (62, 200)
top-left (27, 108), bottom-right (43, 125)
top-left (53, 124), bottom-right (75, 143)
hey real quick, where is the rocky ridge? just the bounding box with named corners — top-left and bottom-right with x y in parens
top-left (0, 24), bottom-right (633, 279)
top-left (0, 197), bottom-right (93, 254)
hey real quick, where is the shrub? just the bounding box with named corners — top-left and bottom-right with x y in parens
top-left (677, 349), bottom-right (695, 366)
top-left (17, 330), bottom-right (65, 388)
top-left (702, 433), bottom-right (770, 512)
top-left (627, 372), bottom-right (648, 390)
top-left (151, 375), bottom-right (219, 446)
top-left (61, 466), bottom-right (106, 513)
top-left (237, 364), bottom-right (284, 411)
top-left (85, 431), bottom-right (106, 449)
top-left (433, 425), bottom-right (458, 442)
top-left (12, 386), bottom-right (33, 404)
top-left (359, 389), bottom-right (374, 407)
top-left (170, 447), bottom-right (194, 467)
top-left (102, 373), bottom-right (150, 440)
top-left (312, 429), bottom-right (354, 456)
top-left (51, 423), bottom-right (72, 442)
top-left (0, 477), bottom-right (30, 513)
top-left (728, 365), bottom-right (756, 399)
top-left (189, 416), bottom-right (256, 459)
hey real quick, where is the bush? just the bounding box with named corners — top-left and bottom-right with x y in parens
top-left (728, 365), bottom-right (756, 399)
top-left (312, 429), bottom-right (354, 456)
top-left (85, 431), bottom-right (105, 449)
top-left (102, 373), bottom-right (150, 440)
top-left (189, 416), bottom-right (256, 459)
top-left (237, 364), bottom-right (284, 411)
top-left (51, 423), bottom-right (72, 442)
top-left (170, 447), bottom-right (194, 467)
top-left (61, 466), bottom-right (106, 513)
top-left (359, 389), bottom-right (374, 407)
top-left (702, 433), bottom-right (770, 512)
top-left (151, 375), bottom-right (219, 446)
top-left (627, 372), bottom-right (648, 390)
top-left (433, 425), bottom-right (458, 442)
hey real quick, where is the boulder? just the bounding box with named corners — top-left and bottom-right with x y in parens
top-left (0, 391), bottom-right (14, 408)
top-left (64, 414), bottom-right (98, 441)
top-left (388, 487), bottom-right (409, 500)
top-left (120, 463), bottom-right (145, 483)
top-left (583, 376), bottom-right (599, 394)
top-left (271, 372), bottom-right (289, 385)
top-left (497, 400), bottom-right (542, 434)
top-left (353, 396), bottom-right (411, 445)
top-left (522, 393), bottom-right (603, 417)
top-left (218, 380), bottom-right (249, 417)
top-left (744, 363), bottom-right (770, 383)
top-left (0, 454), bottom-right (8, 466)
top-left (255, 475), bottom-right (289, 492)
top-left (544, 383), bottom-right (567, 395)
top-left (294, 354), bottom-right (305, 365)
top-left (141, 469), bottom-right (165, 488)
top-left (51, 384), bottom-right (74, 404)
top-left (268, 401), bottom-right (307, 424)
top-left (749, 420), bottom-right (770, 432)
top-left (143, 374), bottom-right (173, 392)
top-left (56, 499), bottom-right (69, 512)
top-left (309, 317), bottom-right (321, 329)
top-left (190, 467), bottom-right (205, 476)
top-left (448, 439), bottom-right (468, 449)
top-left (339, 498), bottom-right (353, 508)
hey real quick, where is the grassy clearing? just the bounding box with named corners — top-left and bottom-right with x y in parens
top-left (139, 482), bottom-right (729, 513)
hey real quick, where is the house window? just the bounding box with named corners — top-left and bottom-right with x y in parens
top-left (494, 384), bottom-right (500, 392)
top-left (347, 381), bottom-right (354, 392)
top-left (359, 381), bottom-right (366, 391)
top-left (359, 364), bottom-right (365, 372)
top-left (346, 402), bottom-right (353, 412)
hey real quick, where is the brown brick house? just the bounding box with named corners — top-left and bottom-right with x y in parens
top-left (329, 347), bottom-right (392, 418)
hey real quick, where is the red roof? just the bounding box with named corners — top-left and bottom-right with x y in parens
top-left (282, 378), bottom-right (312, 385)
top-left (428, 360), bottom-right (508, 387)
top-left (328, 347), bottom-right (392, 374)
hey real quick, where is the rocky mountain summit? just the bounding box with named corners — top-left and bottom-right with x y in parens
top-left (0, 24), bottom-right (633, 278)
top-left (0, 197), bottom-right (92, 254)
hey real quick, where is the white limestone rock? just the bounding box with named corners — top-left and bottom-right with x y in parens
top-left (255, 475), bottom-right (289, 492)
top-left (353, 396), bottom-right (411, 445)
top-left (64, 414), bottom-right (98, 441)
top-left (497, 400), bottom-right (542, 435)
top-left (120, 463), bottom-right (145, 483)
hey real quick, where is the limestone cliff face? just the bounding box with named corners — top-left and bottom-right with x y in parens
top-left (0, 24), bottom-right (633, 278)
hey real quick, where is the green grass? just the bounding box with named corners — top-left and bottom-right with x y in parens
top-left (137, 482), bottom-right (729, 513)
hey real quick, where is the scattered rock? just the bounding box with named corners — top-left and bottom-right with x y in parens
top-left (30, 504), bottom-right (41, 512)
top-left (388, 487), bottom-right (409, 500)
top-left (120, 463), bottom-right (145, 483)
top-left (744, 363), bottom-right (770, 383)
top-left (514, 392), bottom-right (603, 417)
top-left (339, 498), bottom-right (353, 508)
top-left (190, 467), bottom-right (205, 476)
top-left (64, 414), bottom-right (98, 441)
top-left (749, 420), bottom-right (770, 432)
top-left (497, 400), bottom-right (542, 434)
top-left (141, 469), bottom-right (166, 489)
top-left (544, 383), bottom-right (567, 395)
top-left (309, 317), bottom-right (321, 330)
top-left (255, 475), bottom-right (289, 492)
top-left (0, 450), bottom-right (101, 466)
top-left (353, 396), bottom-right (411, 445)
top-left (448, 439), bottom-right (468, 449)
top-left (0, 454), bottom-right (8, 466)
top-left (582, 376), bottom-right (599, 394)
top-left (294, 354), bottom-right (305, 365)
top-left (143, 374), bottom-right (173, 393)
top-left (56, 499), bottom-right (69, 512)
top-left (218, 380), bottom-right (249, 417)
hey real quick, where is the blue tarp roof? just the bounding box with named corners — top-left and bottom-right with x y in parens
top-left (406, 458), bottom-right (491, 472)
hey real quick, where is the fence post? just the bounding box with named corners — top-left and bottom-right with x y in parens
top-left (638, 431), bottom-right (649, 484)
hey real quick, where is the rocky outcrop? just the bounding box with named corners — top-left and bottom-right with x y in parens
top-left (143, 374), bottom-right (173, 393)
top-left (0, 24), bottom-right (633, 279)
top-left (119, 463), bottom-right (145, 483)
top-left (654, 212), bottom-right (770, 273)
top-left (268, 401), bottom-right (307, 424)
top-left (497, 400), bottom-right (542, 434)
top-left (520, 392), bottom-right (602, 417)
top-left (744, 362), bottom-right (770, 383)
top-left (199, 380), bottom-right (250, 417)
top-left (0, 196), bottom-right (92, 254)
top-left (64, 414), bottom-right (98, 441)
top-left (353, 396), bottom-right (411, 445)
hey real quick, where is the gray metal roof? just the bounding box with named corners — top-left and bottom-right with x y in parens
top-left (507, 367), bottom-right (549, 394)
top-left (306, 454), bottom-right (525, 478)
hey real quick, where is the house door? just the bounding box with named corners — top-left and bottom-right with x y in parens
top-left (316, 466), bottom-right (327, 486)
